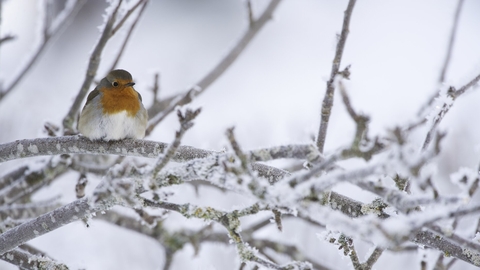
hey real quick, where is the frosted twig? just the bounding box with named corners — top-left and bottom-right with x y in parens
top-left (146, 0), bottom-right (282, 131)
top-left (0, 197), bottom-right (61, 220)
top-left (151, 108), bottom-right (201, 179)
top-left (146, 88), bottom-right (200, 135)
top-left (251, 239), bottom-right (328, 270)
top-left (108, 0), bottom-right (148, 71)
top-left (336, 234), bottom-right (361, 269)
top-left (412, 230), bottom-right (480, 267)
top-left (356, 181), bottom-right (460, 213)
top-left (0, 0), bottom-right (86, 103)
top-left (226, 127), bottom-right (250, 171)
top-left (338, 80), bottom-right (384, 161)
top-left (427, 225), bottom-right (480, 252)
top-left (112, 0), bottom-right (146, 35)
top-left (362, 247), bottom-right (384, 270)
top-left (316, 0), bottom-right (357, 153)
top-left (287, 153), bottom-right (340, 187)
top-left (0, 166), bottom-right (28, 190)
top-left (0, 247), bottom-right (69, 270)
top-left (417, 0), bottom-right (465, 117)
top-left (249, 143), bottom-right (321, 164)
top-left (422, 71), bottom-right (480, 150)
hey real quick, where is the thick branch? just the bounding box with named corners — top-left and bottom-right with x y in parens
top-left (0, 135), bottom-right (211, 163)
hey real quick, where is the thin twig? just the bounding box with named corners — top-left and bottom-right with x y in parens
top-left (146, 88), bottom-right (199, 135)
top-left (247, 0), bottom-right (254, 28)
top-left (108, 0), bottom-right (148, 72)
top-left (146, 0), bottom-right (282, 132)
top-left (417, 0), bottom-right (464, 117)
top-left (151, 109), bottom-right (201, 178)
top-left (316, 0), bottom-right (357, 153)
top-left (440, 0), bottom-right (464, 83)
top-left (111, 0), bottom-right (145, 35)
top-left (0, 0), bottom-right (85, 102)
top-left (152, 73), bottom-right (160, 101)
top-left (422, 72), bottom-right (480, 150)
top-left (0, 35), bottom-right (14, 46)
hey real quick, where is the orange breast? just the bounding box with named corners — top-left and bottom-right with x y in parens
top-left (100, 86), bottom-right (140, 117)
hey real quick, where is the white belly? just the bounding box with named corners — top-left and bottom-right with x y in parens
top-left (79, 110), bottom-right (146, 141)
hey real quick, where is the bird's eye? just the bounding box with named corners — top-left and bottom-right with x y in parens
top-left (112, 82), bottom-right (119, 87)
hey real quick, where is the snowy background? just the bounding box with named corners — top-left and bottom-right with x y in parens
top-left (1, 0), bottom-right (480, 269)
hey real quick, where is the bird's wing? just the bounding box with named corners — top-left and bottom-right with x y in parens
top-left (84, 89), bottom-right (101, 107)
top-left (136, 90), bottom-right (143, 102)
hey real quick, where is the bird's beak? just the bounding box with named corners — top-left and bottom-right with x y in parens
top-left (126, 82), bottom-right (135, 87)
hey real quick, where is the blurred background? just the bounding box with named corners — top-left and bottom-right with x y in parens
top-left (1, 0), bottom-right (480, 269)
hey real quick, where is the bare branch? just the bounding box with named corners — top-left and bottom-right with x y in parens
top-left (146, 0), bottom-right (282, 130)
top-left (440, 0), bottom-right (464, 83)
top-left (0, 248), bottom-right (69, 270)
top-left (111, 0), bottom-right (146, 35)
top-left (108, 0), bottom-right (148, 71)
top-left (0, 0), bottom-right (86, 103)
top-left (316, 0), bottom-right (357, 153)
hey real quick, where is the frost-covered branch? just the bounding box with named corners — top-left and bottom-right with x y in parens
top-left (0, 197), bottom-right (61, 220)
top-left (422, 71), bottom-right (480, 150)
top-left (151, 109), bottom-right (201, 179)
top-left (0, 136), bottom-right (211, 163)
top-left (0, 195), bottom-right (118, 255)
top-left (0, 247), bottom-right (69, 270)
top-left (316, 0), bottom-right (357, 153)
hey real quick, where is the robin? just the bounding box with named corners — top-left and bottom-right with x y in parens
top-left (78, 69), bottom-right (148, 141)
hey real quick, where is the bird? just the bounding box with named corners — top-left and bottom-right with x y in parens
top-left (78, 69), bottom-right (148, 141)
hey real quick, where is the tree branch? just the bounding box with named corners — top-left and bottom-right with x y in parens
top-left (316, 0), bottom-right (357, 153)
top-left (422, 71), bottom-right (480, 150)
top-left (146, 0), bottom-right (282, 131)
top-left (0, 0), bottom-right (86, 103)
